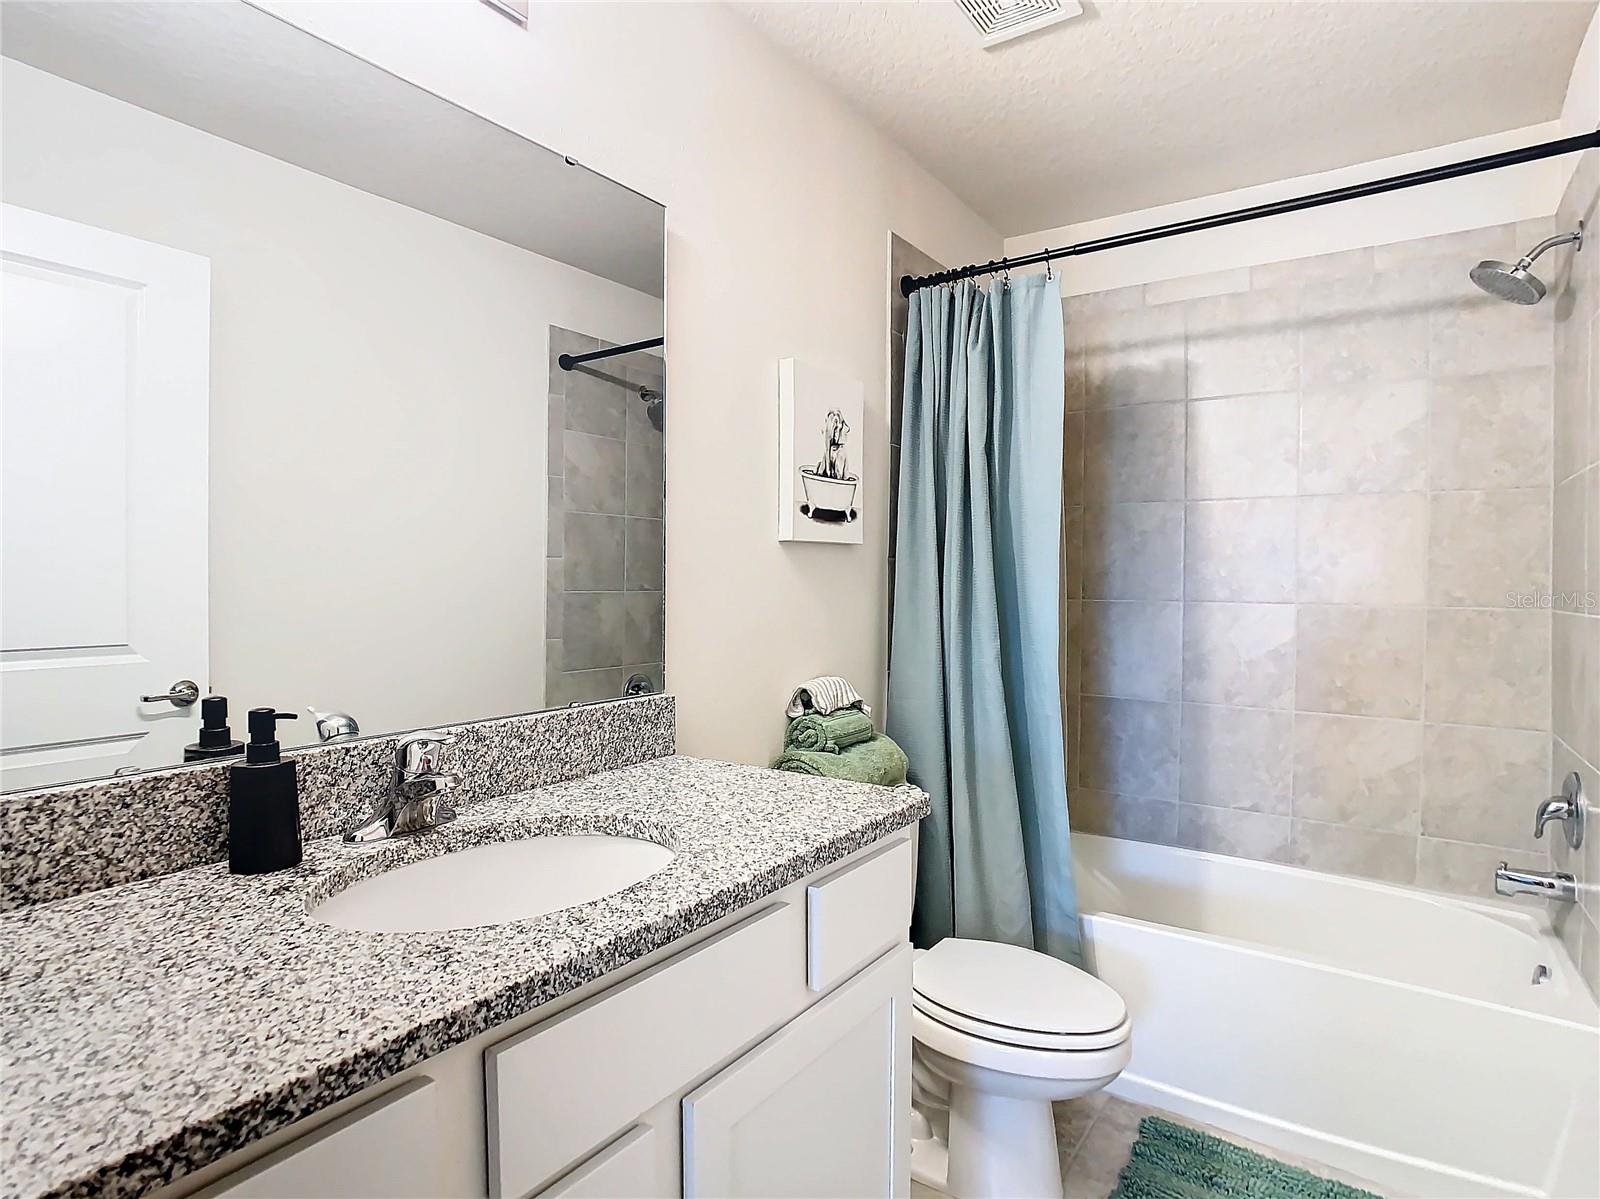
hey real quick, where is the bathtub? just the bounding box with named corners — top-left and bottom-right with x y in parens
top-left (1074, 834), bottom-right (1599, 1199)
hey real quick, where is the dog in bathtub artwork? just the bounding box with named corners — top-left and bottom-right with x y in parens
top-left (801, 409), bottom-right (859, 523)
top-left (778, 358), bottom-right (865, 544)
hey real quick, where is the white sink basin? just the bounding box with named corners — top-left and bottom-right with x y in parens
top-left (310, 835), bottom-right (675, 933)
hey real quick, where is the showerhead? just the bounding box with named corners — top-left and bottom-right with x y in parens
top-left (1469, 220), bottom-right (1584, 305)
top-left (1469, 260), bottom-right (1547, 305)
top-left (638, 386), bottom-right (665, 433)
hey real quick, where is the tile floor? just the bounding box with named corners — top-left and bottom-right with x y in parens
top-left (1053, 1093), bottom-right (1391, 1199)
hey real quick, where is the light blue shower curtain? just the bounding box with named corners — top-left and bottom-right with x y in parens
top-left (887, 272), bottom-right (1083, 967)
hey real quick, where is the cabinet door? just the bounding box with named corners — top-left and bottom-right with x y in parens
top-left (682, 943), bottom-right (911, 1199)
top-left (534, 1125), bottom-right (672, 1199)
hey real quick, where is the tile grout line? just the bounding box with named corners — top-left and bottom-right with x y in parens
top-left (1290, 311), bottom-right (1304, 861)
top-left (1418, 306), bottom-right (1443, 880)
top-left (1175, 303), bottom-right (1189, 838)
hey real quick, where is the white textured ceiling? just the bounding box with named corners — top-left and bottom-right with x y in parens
top-left (738, 1), bottom-right (1597, 235)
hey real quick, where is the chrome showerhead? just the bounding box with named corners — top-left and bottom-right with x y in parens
top-left (1469, 220), bottom-right (1584, 305)
top-left (1469, 259), bottom-right (1547, 305)
top-left (638, 386), bottom-right (664, 433)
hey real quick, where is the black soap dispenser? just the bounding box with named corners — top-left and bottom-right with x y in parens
top-left (229, 708), bottom-right (301, 874)
top-left (184, 696), bottom-right (245, 762)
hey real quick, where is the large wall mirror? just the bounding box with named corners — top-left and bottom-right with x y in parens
top-left (0, 1), bottom-right (667, 791)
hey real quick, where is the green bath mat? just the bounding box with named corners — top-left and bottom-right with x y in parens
top-left (1109, 1117), bottom-right (1383, 1199)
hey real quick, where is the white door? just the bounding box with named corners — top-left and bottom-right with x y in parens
top-left (1, 204), bottom-right (209, 790)
top-left (682, 944), bottom-right (912, 1199)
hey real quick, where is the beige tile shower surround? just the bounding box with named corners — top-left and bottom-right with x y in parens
top-left (1549, 148), bottom-right (1600, 998)
top-left (1062, 213), bottom-right (1595, 961)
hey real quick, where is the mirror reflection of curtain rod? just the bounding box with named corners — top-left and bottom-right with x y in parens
top-left (900, 128), bottom-right (1600, 297)
top-left (557, 336), bottom-right (664, 371)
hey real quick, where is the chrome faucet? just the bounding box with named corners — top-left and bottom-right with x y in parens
top-left (307, 706), bottom-right (360, 743)
top-left (1494, 773), bottom-right (1585, 903)
top-left (1494, 862), bottom-right (1577, 902)
top-left (344, 730), bottom-right (462, 842)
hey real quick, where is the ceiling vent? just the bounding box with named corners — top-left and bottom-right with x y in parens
top-left (954, 0), bottom-right (1082, 48)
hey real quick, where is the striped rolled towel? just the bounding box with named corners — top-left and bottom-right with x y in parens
top-left (785, 676), bottom-right (872, 718)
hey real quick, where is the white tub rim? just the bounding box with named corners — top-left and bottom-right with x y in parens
top-left (1072, 832), bottom-right (1595, 1027)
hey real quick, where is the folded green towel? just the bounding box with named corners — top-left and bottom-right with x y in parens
top-left (785, 709), bottom-right (875, 754)
top-left (772, 733), bottom-right (909, 787)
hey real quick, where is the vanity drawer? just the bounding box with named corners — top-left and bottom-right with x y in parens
top-left (487, 902), bottom-right (800, 1198)
top-left (196, 1079), bottom-right (439, 1199)
top-left (805, 836), bottom-right (912, 992)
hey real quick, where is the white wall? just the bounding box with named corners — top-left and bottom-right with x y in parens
top-left (1561, 6), bottom-right (1599, 139)
top-left (257, 1), bottom-right (1002, 763)
top-left (1007, 122), bottom-right (1572, 297)
top-left (2, 60), bottom-right (662, 745)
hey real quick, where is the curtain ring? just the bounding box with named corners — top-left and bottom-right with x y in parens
top-left (1044, 252), bottom-right (1053, 282)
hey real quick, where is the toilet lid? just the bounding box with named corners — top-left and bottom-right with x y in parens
top-left (912, 938), bottom-right (1127, 1037)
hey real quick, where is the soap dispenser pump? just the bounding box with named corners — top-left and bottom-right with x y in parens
top-left (184, 695), bottom-right (245, 762)
top-left (228, 707), bottom-right (301, 874)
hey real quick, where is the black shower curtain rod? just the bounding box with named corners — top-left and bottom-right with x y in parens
top-left (557, 336), bottom-right (664, 371)
top-left (899, 128), bottom-right (1600, 297)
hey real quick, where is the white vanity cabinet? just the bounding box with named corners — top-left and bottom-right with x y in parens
top-left (682, 943), bottom-right (911, 1198)
top-left (165, 834), bottom-right (914, 1199)
top-left (486, 902), bottom-right (802, 1196)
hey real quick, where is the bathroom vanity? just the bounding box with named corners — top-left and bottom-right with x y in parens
top-left (0, 8), bottom-right (927, 1198)
top-left (0, 714), bottom-right (927, 1199)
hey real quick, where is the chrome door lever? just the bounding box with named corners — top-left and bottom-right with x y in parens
top-left (140, 679), bottom-right (200, 707)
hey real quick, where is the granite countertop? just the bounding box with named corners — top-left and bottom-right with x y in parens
top-left (0, 756), bottom-right (929, 1199)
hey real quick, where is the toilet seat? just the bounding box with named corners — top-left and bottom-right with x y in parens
top-left (912, 1003), bottom-right (1132, 1082)
top-left (912, 937), bottom-right (1128, 1047)
top-left (912, 989), bottom-right (1131, 1051)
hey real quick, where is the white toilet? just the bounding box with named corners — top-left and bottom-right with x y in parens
top-left (908, 937), bottom-right (1132, 1199)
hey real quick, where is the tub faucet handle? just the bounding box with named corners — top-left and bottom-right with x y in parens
top-left (1533, 773), bottom-right (1585, 850)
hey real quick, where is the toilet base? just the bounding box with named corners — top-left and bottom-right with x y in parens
top-left (911, 1043), bottom-right (1125, 1199)
top-left (911, 1091), bottom-right (1065, 1199)
top-left (911, 1085), bottom-right (1067, 1199)
top-left (953, 1086), bottom-right (1063, 1199)
top-left (908, 1124), bottom-right (951, 1194)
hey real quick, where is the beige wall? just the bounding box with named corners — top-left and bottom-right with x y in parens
top-left (1061, 218), bottom-right (1561, 900)
top-left (260, 2), bottom-right (1001, 764)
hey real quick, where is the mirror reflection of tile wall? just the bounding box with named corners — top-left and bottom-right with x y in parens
top-left (545, 327), bottom-right (665, 705)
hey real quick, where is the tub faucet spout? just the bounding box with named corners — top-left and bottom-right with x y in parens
top-left (1494, 862), bottom-right (1577, 902)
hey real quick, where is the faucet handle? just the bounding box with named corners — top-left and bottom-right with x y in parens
top-left (1533, 772), bottom-right (1586, 850)
top-left (1533, 798), bottom-right (1571, 839)
top-left (395, 729), bottom-right (457, 776)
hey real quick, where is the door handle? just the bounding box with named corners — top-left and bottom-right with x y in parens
top-left (141, 679), bottom-right (200, 708)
